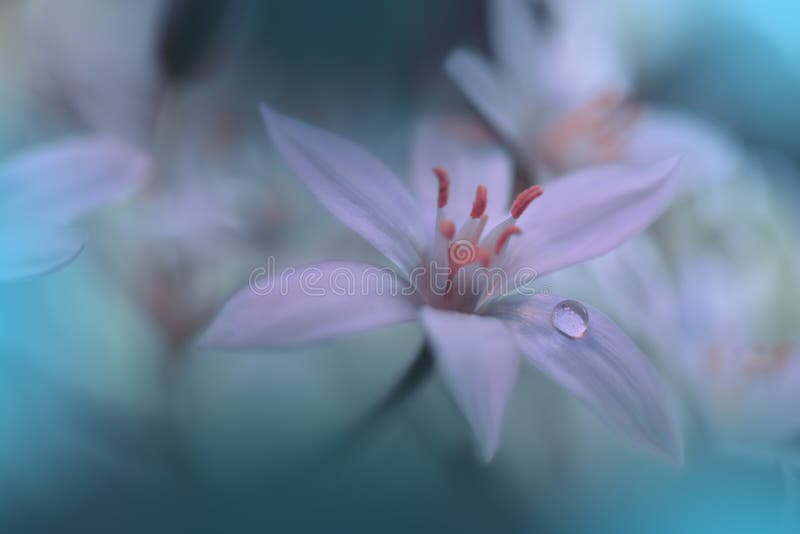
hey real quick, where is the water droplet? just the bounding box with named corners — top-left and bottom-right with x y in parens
top-left (551, 300), bottom-right (589, 339)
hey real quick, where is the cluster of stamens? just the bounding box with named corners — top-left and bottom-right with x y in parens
top-left (432, 167), bottom-right (542, 280)
top-left (536, 90), bottom-right (641, 174)
top-left (706, 342), bottom-right (794, 379)
top-left (705, 342), bottom-right (795, 418)
top-left (743, 343), bottom-right (793, 377)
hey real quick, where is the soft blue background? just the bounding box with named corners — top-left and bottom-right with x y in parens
top-left (2, 0), bottom-right (799, 532)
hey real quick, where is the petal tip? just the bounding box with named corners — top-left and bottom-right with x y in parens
top-left (478, 441), bottom-right (499, 463)
top-left (648, 155), bottom-right (683, 183)
top-left (662, 154), bottom-right (683, 174)
top-left (82, 136), bottom-right (152, 200)
top-left (57, 232), bottom-right (88, 273)
top-left (259, 101), bottom-right (275, 119)
top-left (442, 48), bottom-right (463, 72)
top-left (637, 400), bottom-right (683, 465)
top-left (443, 48), bottom-right (479, 79)
top-left (194, 328), bottom-right (213, 349)
top-left (194, 309), bottom-right (233, 350)
top-left (259, 102), bottom-right (279, 129)
top-left (259, 103), bottom-right (289, 137)
top-left (2, 229), bottom-right (88, 283)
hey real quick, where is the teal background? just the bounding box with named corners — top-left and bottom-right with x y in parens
top-left (2, 0), bottom-right (800, 532)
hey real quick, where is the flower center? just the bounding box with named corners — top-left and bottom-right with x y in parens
top-left (704, 342), bottom-right (795, 421)
top-left (425, 168), bottom-right (542, 310)
top-left (536, 90), bottom-right (641, 174)
top-left (706, 342), bottom-right (794, 378)
top-left (743, 343), bottom-right (793, 377)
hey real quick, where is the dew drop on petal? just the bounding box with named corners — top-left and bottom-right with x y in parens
top-left (551, 300), bottom-right (589, 339)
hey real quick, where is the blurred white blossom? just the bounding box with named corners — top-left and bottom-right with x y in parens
top-left (0, 137), bottom-right (146, 282)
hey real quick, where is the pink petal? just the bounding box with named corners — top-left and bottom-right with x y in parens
top-left (506, 157), bottom-right (680, 280)
top-left (0, 225), bottom-right (86, 282)
top-left (626, 107), bottom-right (743, 190)
top-left (0, 136), bottom-right (149, 224)
top-left (487, 0), bottom-right (542, 89)
top-left (23, 0), bottom-right (160, 142)
top-left (261, 105), bottom-right (427, 277)
top-left (420, 307), bottom-right (519, 461)
top-left (485, 293), bottom-right (681, 461)
top-left (534, 0), bottom-right (630, 106)
top-left (199, 261), bottom-right (419, 349)
top-left (444, 49), bottom-right (526, 144)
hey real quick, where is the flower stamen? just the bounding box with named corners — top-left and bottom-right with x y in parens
top-left (536, 89), bottom-right (642, 173)
top-left (494, 226), bottom-right (521, 255)
top-left (511, 185), bottom-right (543, 219)
top-left (439, 219), bottom-right (456, 240)
top-left (744, 343), bottom-right (793, 377)
top-left (470, 185), bottom-right (488, 218)
top-left (433, 167), bottom-right (450, 208)
top-left (470, 214), bottom-right (488, 242)
top-left (475, 247), bottom-right (491, 268)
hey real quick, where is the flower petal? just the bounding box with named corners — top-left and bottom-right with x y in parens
top-left (261, 105), bottom-right (426, 276)
top-left (444, 49), bottom-right (526, 144)
top-left (626, 107), bottom-right (743, 190)
top-left (199, 261), bottom-right (419, 349)
top-left (420, 307), bottom-right (519, 461)
top-left (506, 157), bottom-right (680, 279)
top-left (487, 0), bottom-right (542, 88)
top-left (0, 137), bottom-right (149, 224)
top-left (737, 346), bottom-right (800, 447)
top-left (537, 0), bottom-right (630, 105)
top-left (0, 225), bottom-right (86, 283)
top-left (22, 0), bottom-right (160, 142)
top-left (411, 115), bottom-right (513, 227)
top-left (484, 293), bottom-right (681, 460)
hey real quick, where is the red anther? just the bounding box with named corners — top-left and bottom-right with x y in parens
top-left (593, 89), bottom-right (622, 109)
top-left (494, 226), bottom-right (521, 255)
top-left (470, 185), bottom-right (488, 218)
top-left (438, 219), bottom-right (456, 240)
top-left (511, 185), bottom-right (543, 219)
top-left (771, 343), bottom-right (792, 368)
top-left (433, 168), bottom-right (450, 208)
top-left (475, 247), bottom-right (491, 268)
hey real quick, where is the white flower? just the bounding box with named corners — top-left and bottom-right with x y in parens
top-left (20, 0), bottom-right (289, 346)
top-left (199, 105), bottom-right (683, 462)
top-left (445, 0), bottom-right (744, 187)
top-left (0, 137), bottom-right (146, 282)
top-left (560, 167), bottom-right (800, 463)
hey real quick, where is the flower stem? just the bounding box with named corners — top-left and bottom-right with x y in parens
top-left (268, 343), bottom-right (435, 500)
top-left (354, 342), bottom-right (434, 435)
top-left (318, 342), bottom-right (434, 467)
